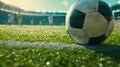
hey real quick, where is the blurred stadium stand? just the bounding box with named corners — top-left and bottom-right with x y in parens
top-left (1, 0), bottom-right (120, 26)
top-left (111, 3), bottom-right (120, 20)
top-left (0, 1), bottom-right (66, 25)
top-left (111, 3), bottom-right (120, 27)
top-left (0, 9), bottom-right (66, 25)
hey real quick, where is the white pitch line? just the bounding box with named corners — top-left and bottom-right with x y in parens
top-left (0, 40), bottom-right (86, 50)
top-left (0, 40), bottom-right (120, 60)
top-left (0, 40), bottom-right (120, 51)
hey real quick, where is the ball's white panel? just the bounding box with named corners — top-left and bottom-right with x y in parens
top-left (66, 2), bottom-right (77, 30)
top-left (83, 12), bottom-right (108, 37)
top-left (75, 0), bottom-right (99, 13)
top-left (105, 19), bottom-right (114, 37)
top-left (69, 27), bottom-right (89, 44)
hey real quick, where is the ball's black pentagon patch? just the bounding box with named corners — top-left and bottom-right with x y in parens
top-left (98, 1), bottom-right (113, 22)
top-left (88, 34), bottom-right (106, 45)
top-left (70, 9), bottom-right (86, 29)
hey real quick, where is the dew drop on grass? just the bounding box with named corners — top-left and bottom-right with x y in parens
top-left (45, 31), bottom-right (48, 34)
top-left (99, 63), bottom-right (103, 67)
top-left (56, 52), bottom-right (59, 55)
top-left (29, 60), bottom-right (32, 63)
top-left (76, 59), bottom-right (79, 62)
top-left (100, 58), bottom-right (105, 61)
top-left (37, 53), bottom-right (41, 56)
top-left (30, 32), bottom-right (33, 34)
top-left (24, 58), bottom-right (26, 61)
top-left (32, 49), bottom-right (35, 52)
top-left (119, 63), bottom-right (120, 67)
top-left (15, 55), bottom-right (18, 57)
top-left (46, 61), bottom-right (50, 65)
top-left (6, 55), bottom-right (9, 58)
top-left (14, 58), bottom-right (17, 61)
top-left (0, 55), bottom-right (3, 57)
top-left (12, 52), bottom-right (15, 55)
top-left (81, 65), bottom-right (85, 67)
top-left (107, 61), bottom-right (112, 64)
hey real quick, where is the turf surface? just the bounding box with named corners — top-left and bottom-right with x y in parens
top-left (0, 25), bottom-right (120, 67)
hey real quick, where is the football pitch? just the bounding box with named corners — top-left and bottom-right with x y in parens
top-left (0, 25), bottom-right (120, 67)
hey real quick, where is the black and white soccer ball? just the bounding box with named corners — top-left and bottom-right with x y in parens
top-left (66, 0), bottom-right (114, 45)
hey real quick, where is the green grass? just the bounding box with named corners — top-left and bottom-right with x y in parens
top-left (0, 25), bottom-right (120, 67)
top-left (0, 25), bottom-right (74, 44)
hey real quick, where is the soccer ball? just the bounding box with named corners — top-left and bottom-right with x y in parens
top-left (66, 0), bottom-right (114, 45)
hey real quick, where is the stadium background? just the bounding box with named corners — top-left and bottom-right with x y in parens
top-left (0, 9), bottom-right (66, 25)
top-left (0, 1), bottom-right (120, 26)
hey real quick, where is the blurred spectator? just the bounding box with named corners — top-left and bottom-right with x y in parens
top-left (48, 15), bottom-right (54, 26)
top-left (17, 11), bottom-right (22, 25)
top-left (30, 19), bottom-right (34, 25)
top-left (8, 13), bottom-right (14, 26)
